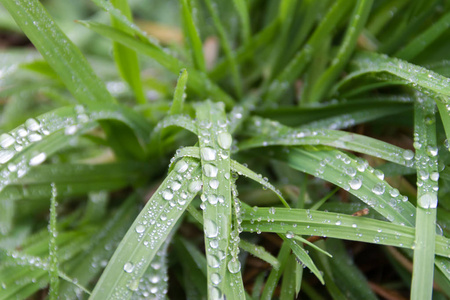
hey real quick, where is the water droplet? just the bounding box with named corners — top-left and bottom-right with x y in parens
top-left (418, 170), bottom-right (429, 180)
top-left (208, 195), bottom-right (218, 204)
top-left (209, 179), bottom-right (219, 189)
top-left (28, 133), bottom-right (42, 142)
top-left (430, 172), bottom-right (439, 182)
top-left (204, 219), bottom-right (218, 238)
top-left (203, 164), bottom-right (218, 177)
top-left (0, 150), bottom-right (15, 164)
top-left (349, 178), bottom-right (362, 190)
top-left (123, 262), bottom-right (134, 273)
top-left (25, 118), bottom-right (41, 131)
top-left (188, 180), bottom-right (202, 193)
top-left (389, 188), bottom-right (399, 197)
top-left (352, 224), bottom-right (357, 228)
top-left (217, 132), bottom-right (232, 149)
top-left (175, 160), bottom-right (189, 173)
top-left (403, 149), bottom-right (414, 160)
top-left (427, 146), bottom-right (438, 157)
top-left (335, 220), bottom-right (342, 225)
top-left (211, 273), bottom-right (221, 285)
top-left (201, 147), bottom-right (216, 161)
top-left (162, 189), bottom-right (173, 200)
top-left (207, 254), bottom-right (220, 268)
top-left (171, 181), bottom-right (182, 191)
top-left (0, 134), bottom-right (14, 148)
top-left (211, 286), bottom-right (222, 299)
top-left (286, 231), bottom-right (294, 238)
top-left (227, 259), bottom-right (241, 273)
top-left (135, 225), bottom-right (145, 233)
top-left (372, 183), bottom-right (385, 195)
top-left (29, 152), bottom-right (46, 166)
top-left (268, 207), bottom-right (276, 214)
top-left (374, 170), bottom-right (384, 180)
top-left (64, 125), bottom-right (77, 135)
top-left (418, 193), bottom-right (437, 209)
top-left (345, 167), bottom-right (356, 177)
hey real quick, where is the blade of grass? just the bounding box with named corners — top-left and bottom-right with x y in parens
top-left (78, 20), bottom-right (235, 108)
top-left (261, 242), bottom-right (290, 299)
top-left (89, 157), bottom-right (201, 299)
top-left (238, 239), bottom-right (280, 270)
top-left (110, 0), bottom-right (146, 105)
top-left (232, 0), bottom-right (251, 42)
top-left (240, 116), bottom-right (413, 166)
top-left (307, 0), bottom-right (373, 103)
top-left (1, 0), bottom-right (115, 105)
top-left (203, 0), bottom-right (242, 98)
top-left (195, 100), bottom-right (234, 299)
top-left (411, 93), bottom-right (438, 300)
top-left (48, 183), bottom-right (59, 300)
top-left (180, 0), bottom-right (206, 72)
top-left (170, 69), bottom-right (188, 115)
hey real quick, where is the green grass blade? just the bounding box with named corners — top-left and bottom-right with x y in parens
top-left (240, 116), bottom-right (412, 166)
top-left (110, 0), bottom-right (146, 105)
top-left (411, 93), bottom-right (438, 300)
top-left (238, 239), bottom-right (280, 270)
top-left (307, 0), bottom-right (373, 103)
top-left (261, 242), bottom-right (290, 300)
top-left (170, 69), bottom-right (188, 115)
top-left (264, 0), bottom-right (353, 104)
top-left (203, 0), bottom-right (242, 98)
top-left (89, 158), bottom-right (201, 299)
top-left (241, 206), bottom-right (450, 258)
top-left (195, 100), bottom-right (234, 299)
top-left (232, 0), bottom-right (251, 42)
top-left (180, 0), bottom-right (206, 72)
top-left (272, 147), bottom-right (416, 225)
top-left (48, 183), bottom-right (59, 300)
top-left (78, 21), bottom-right (235, 108)
top-left (1, 0), bottom-right (115, 105)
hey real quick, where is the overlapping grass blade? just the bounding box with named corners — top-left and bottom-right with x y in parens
top-left (307, 0), bottom-right (373, 103)
top-left (240, 116), bottom-right (412, 166)
top-left (170, 69), bottom-right (188, 115)
top-left (261, 242), bottom-right (290, 299)
top-left (232, 0), bottom-right (251, 42)
top-left (110, 0), bottom-right (146, 104)
top-left (78, 20), bottom-right (235, 108)
top-left (180, 0), bottom-right (206, 72)
top-left (238, 239), bottom-right (280, 270)
top-left (1, 0), bottom-right (115, 105)
top-left (241, 206), bottom-right (450, 258)
top-left (411, 93), bottom-right (438, 299)
top-left (89, 157), bottom-right (201, 299)
top-left (195, 100), bottom-right (235, 299)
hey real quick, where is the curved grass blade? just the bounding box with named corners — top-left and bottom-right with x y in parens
top-left (238, 239), bottom-right (280, 270)
top-left (1, 0), bottom-right (115, 105)
top-left (240, 116), bottom-right (412, 166)
top-left (241, 206), bottom-right (450, 258)
top-left (272, 147), bottom-right (416, 226)
top-left (110, 0), bottom-right (146, 105)
top-left (195, 100), bottom-right (235, 299)
top-left (307, 0), bottom-right (373, 103)
top-left (261, 242), bottom-right (290, 299)
top-left (89, 157), bottom-right (201, 299)
top-left (77, 21), bottom-right (234, 108)
top-left (411, 93), bottom-right (439, 300)
top-left (180, 0), bottom-right (206, 72)
top-left (170, 69), bottom-right (188, 115)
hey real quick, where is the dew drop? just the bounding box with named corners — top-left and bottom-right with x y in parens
top-left (0, 150), bottom-right (15, 164)
top-left (204, 219), bottom-right (218, 238)
top-left (211, 273), bottom-right (221, 285)
top-left (430, 172), bottom-right (439, 182)
top-left (374, 170), bottom-right (384, 180)
top-left (175, 160), bottom-right (189, 173)
top-left (209, 179), bottom-right (219, 189)
top-left (29, 152), bottom-right (46, 166)
top-left (201, 147), bottom-right (216, 161)
top-left (203, 164), bottom-right (218, 177)
top-left (188, 180), bottom-right (202, 193)
top-left (349, 178), bottom-right (362, 190)
top-left (418, 193), bottom-right (437, 209)
top-left (123, 262), bottom-right (134, 273)
top-left (0, 134), bottom-right (14, 148)
top-left (208, 195), bottom-right (218, 205)
top-left (268, 207), bottom-right (276, 214)
top-left (171, 181), bottom-right (182, 191)
top-left (207, 254), bottom-right (220, 268)
top-left (335, 221), bottom-right (341, 225)
top-left (217, 132), bottom-right (232, 149)
top-left (372, 183), bottom-right (385, 195)
top-left (162, 189), bottom-right (173, 200)
top-left (135, 224), bottom-right (145, 233)
top-left (64, 125), bottom-right (77, 135)
top-left (345, 167), bottom-right (356, 177)
top-left (227, 259), bottom-right (241, 274)
top-left (389, 188), bottom-right (400, 197)
top-left (286, 231), bottom-right (294, 238)
top-left (25, 118), bottom-right (41, 132)
top-left (403, 149), bottom-right (414, 160)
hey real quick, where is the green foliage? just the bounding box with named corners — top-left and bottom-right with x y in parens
top-left (0, 0), bottom-right (450, 299)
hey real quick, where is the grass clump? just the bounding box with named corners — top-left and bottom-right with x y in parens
top-left (0, 0), bottom-right (450, 299)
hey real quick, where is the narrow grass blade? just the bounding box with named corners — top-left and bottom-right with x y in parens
top-left (261, 242), bottom-right (290, 300)
top-left (78, 21), bottom-right (235, 108)
top-left (232, 0), bottom-right (251, 42)
top-left (1, 0), bottom-right (115, 105)
top-left (273, 147), bottom-right (416, 226)
top-left (240, 116), bottom-right (412, 166)
top-left (48, 183), bottom-right (59, 300)
top-left (241, 206), bottom-right (450, 258)
top-left (307, 0), bottom-right (373, 103)
top-left (264, 0), bottom-right (353, 103)
top-left (89, 158), bottom-right (201, 299)
top-left (203, 0), bottom-right (242, 98)
top-left (282, 236), bottom-right (325, 284)
top-left (195, 100), bottom-right (234, 299)
top-left (238, 239), bottom-right (280, 270)
top-left (411, 93), bottom-right (438, 300)
top-left (110, 0), bottom-right (146, 104)
top-left (180, 0), bottom-right (206, 72)
top-left (170, 69), bottom-right (188, 115)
